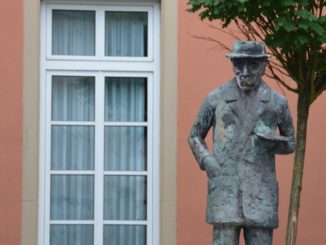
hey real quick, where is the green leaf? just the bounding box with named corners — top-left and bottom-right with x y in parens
top-left (283, 0), bottom-right (296, 7)
top-left (319, 16), bottom-right (326, 24)
top-left (310, 22), bottom-right (325, 34)
top-left (297, 35), bottom-right (309, 45)
top-left (277, 17), bottom-right (287, 27)
top-left (297, 21), bottom-right (310, 30)
top-left (283, 21), bottom-right (296, 32)
top-left (297, 9), bottom-right (317, 21)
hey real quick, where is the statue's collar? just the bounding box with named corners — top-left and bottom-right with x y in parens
top-left (224, 78), bottom-right (271, 103)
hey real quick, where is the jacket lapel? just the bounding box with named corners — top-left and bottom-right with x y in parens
top-left (224, 79), bottom-right (271, 154)
top-left (224, 79), bottom-right (271, 119)
top-left (224, 78), bottom-right (241, 121)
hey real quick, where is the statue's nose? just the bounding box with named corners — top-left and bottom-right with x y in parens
top-left (242, 63), bottom-right (249, 77)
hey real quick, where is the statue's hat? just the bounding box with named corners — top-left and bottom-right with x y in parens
top-left (226, 41), bottom-right (270, 59)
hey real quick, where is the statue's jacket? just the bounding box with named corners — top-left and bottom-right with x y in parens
top-left (189, 78), bottom-right (295, 229)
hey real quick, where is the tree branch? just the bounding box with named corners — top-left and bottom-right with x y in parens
top-left (268, 61), bottom-right (291, 78)
top-left (319, 0), bottom-right (325, 18)
top-left (206, 23), bottom-right (242, 41)
top-left (190, 34), bottom-right (232, 51)
top-left (311, 83), bottom-right (326, 103)
top-left (234, 22), bottom-right (257, 41)
top-left (267, 63), bottom-right (298, 92)
top-left (265, 71), bottom-right (287, 96)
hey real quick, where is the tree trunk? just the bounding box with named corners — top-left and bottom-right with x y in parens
top-left (286, 91), bottom-right (310, 245)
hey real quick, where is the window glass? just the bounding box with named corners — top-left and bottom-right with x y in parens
top-left (52, 10), bottom-right (95, 56)
top-left (50, 175), bottom-right (94, 220)
top-left (51, 126), bottom-right (95, 170)
top-left (104, 127), bottom-right (147, 171)
top-left (103, 225), bottom-right (146, 245)
top-left (104, 176), bottom-right (147, 220)
top-left (105, 77), bottom-right (147, 122)
top-left (52, 76), bottom-right (95, 121)
top-left (50, 225), bottom-right (94, 245)
top-left (105, 12), bottom-right (148, 57)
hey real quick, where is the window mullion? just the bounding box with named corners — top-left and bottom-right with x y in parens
top-left (46, 5), bottom-right (52, 59)
top-left (94, 72), bottom-right (105, 245)
top-left (147, 6), bottom-right (154, 61)
top-left (96, 6), bottom-right (105, 58)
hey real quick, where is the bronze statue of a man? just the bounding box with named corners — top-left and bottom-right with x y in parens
top-left (188, 41), bottom-right (295, 245)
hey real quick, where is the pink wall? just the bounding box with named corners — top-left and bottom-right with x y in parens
top-left (178, 1), bottom-right (326, 244)
top-left (0, 1), bottom-right (23, 245)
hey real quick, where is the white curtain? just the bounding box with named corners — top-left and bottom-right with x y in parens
top-left (50, 10), bottom-right (148, 245)
top-left (105, 11), bottom-right (148, 57)
top-left (52, 76), bottom-right (95, 122)
top-left (103, 77), bottom-right (147, 245)
top-left (51, 76), bottom-right (95, 245)
top-left (50, 225), bottom-right (93, 245)
top-left (103, 177), bottom-right (146, 245)
top-left (52, 10), bottom-right (95, 56)
top-left (51, 76), bottom-right (95, 171)
top-left (51, 78), bottom-right (147, 245)
top-left (104, 77), bottom-right (147, 172)
top-left (103, 225), bottom-right (146, 245)
top-left (50, 175), bottom-right (94, 220)
top-left (50, 176), bottom-right (94, 245)
top-left (51, 126), bottom-right (94, 170)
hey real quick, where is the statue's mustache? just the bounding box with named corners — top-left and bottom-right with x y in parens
top-left (238, 76), bottom-right (256, 86)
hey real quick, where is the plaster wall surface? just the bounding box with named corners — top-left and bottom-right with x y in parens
top-left (178, 1), bottom-right (326, 244)
top-left (0, 1), bottom-right (23, 245)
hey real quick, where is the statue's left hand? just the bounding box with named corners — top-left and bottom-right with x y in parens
top-left (203, 156), bottom-right (219, 178)
top-left (255, 132), bottom-right (289, 153)
top-left (257, 137), bottom-right (278, 151)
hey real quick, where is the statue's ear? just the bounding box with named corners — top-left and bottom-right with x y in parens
top-left (260, 58), bottom-right (268, 73)
top-left (231, 59), bottom-right (239, 74)
top-left (232, 64), bottom-right (237, 74)
top-left (231, 59), bottom-right (241, 74)
top-left (263, 58), bottom-right (268, 66)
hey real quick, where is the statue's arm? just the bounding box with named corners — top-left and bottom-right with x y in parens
top-left (275, 98), bottom-right (296, 154)
top-left (188, 96), bottom-right (215, 170)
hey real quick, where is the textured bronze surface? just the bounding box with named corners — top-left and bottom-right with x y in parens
top-left (188, 41), bottom-right (295, 245)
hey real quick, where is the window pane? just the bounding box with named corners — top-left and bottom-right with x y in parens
top-left (52, 76), bottom-right (95, 121)
top-left (104, 176), bottom-right (147, 220)
top-left (51, 175), bottom-right (94, 220)
top-left (105, 77), bottom-right (147, 122)
top-left (51, 126), bottom-right (95, 170)
top-left (52, 10), bottom-right (95, 56)
top-left (103, 225), bottom-right (146, 245)
top-left (104, 127), bottom-right (146, 171)
top-left (105, 12), bottom-right (148, 57)
top-left (50, 225), bottom-right (93, 245)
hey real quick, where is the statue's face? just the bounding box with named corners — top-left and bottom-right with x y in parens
top-left (232, 58), bottom-right (267, 91)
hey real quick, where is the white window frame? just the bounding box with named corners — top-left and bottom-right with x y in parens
top-left (39, 1), bottom-right (160, 245)
top-left (46, 3), bottom-right (154, 61)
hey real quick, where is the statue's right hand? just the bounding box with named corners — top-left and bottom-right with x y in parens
top-left (203, 156), bottom-right (219, 178)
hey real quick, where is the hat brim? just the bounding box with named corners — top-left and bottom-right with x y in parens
top-left (226, 53), bottom-right (271, 59)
